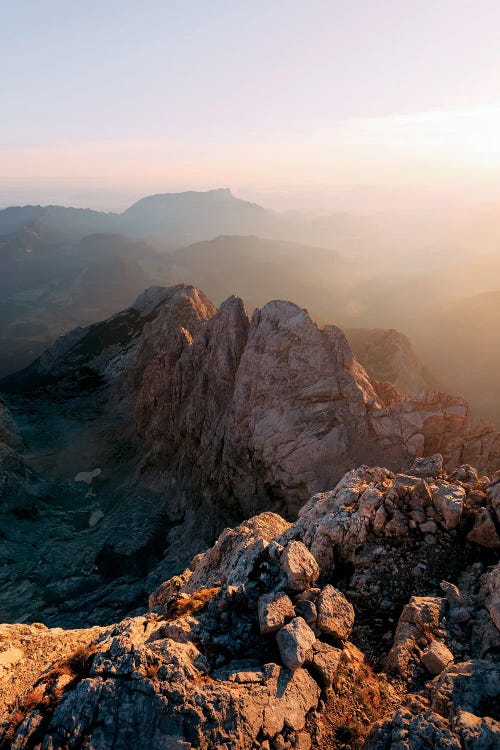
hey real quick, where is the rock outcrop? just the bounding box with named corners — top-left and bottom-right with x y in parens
top-left (2, 285), bottom-right (499, 629)
top-left (365, 661), bottom-right (500, 749)
top-left (13, 285), bottom-right (498, 524)
top-left (131, 290), bottom-right (500, 522)
top-left (1, 458), bottom-right (498, 749)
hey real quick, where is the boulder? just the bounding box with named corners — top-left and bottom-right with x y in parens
top-left (364, 708), bottom-right (461, 750)
top-left (358, 486), bottom-right (383, 522)
top-left (276, 617), bottom-right (317, 670)
top-left (295, 599), bottom-right (317, 624)
top-left (488, 481), bottom-right (500, 524)
top-left (433, 484), bottom-right (465, 530)
top-left (430, 660), bottom-right (500, 718)
top-left (384, 510), bottom-right (409, 537)
top-left (373, 504), bottom-right (388, 534)
top-left (366, 660), bottom-right (500, 750)
top-left (258, 592), bottom-right (295, 635)
top-left (440, 581), bottom-right (464, 609)
top-left (385, 596), bottom-right (445, 677)
top-left (484, 564), bottom-right (500, 632)
top-left (316, 585), bottom-right (354, 641)
top-left (409, 479), bottom-right (433, 509)
top-left (454, 710), bottom-right (500, 749)
top-left (419, 520), bottom-right (437, 534)
top-left (467, 509), bottom-right (500, 548)
top-left (280, 541), bottom-right (320, 591)
top-left (411, 454), bottom-right (444, 478)
top-left (421, 641), bottom-right (454, 675)
top-left (305, 641), bottom-right (342, 687)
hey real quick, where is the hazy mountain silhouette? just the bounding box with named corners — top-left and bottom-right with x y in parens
top-left (1, 189), bottom-right (499, 426)
top-left (0, 189), bottom-right (382, 253)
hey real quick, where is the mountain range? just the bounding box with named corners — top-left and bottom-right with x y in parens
top-left (1, 189), bottom-right (499, 432)
top-left (0, 188), bottom-right (374, 250)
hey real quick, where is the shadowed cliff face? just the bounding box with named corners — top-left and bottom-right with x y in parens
top-left (0, 285), bottom-right (499, 631)
top-left (344, 327), bottom-right (443, 396)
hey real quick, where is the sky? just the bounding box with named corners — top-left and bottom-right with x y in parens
top-left (2, 0), bottom-right (500, 211)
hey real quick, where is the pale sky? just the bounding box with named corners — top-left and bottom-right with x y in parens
top-left (2, 0), bottom-right (500, 211)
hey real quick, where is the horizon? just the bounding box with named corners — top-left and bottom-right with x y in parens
top-left (3, 1), bottom-right (500, 213)
top-left (1, 184), bottom-right (499, 218)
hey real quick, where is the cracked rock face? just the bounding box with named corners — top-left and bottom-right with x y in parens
top-left (130, 288), bottom-right (500, 525)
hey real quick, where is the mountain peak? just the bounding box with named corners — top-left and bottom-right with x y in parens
top-left (122, 188), bottom-right (237, 213)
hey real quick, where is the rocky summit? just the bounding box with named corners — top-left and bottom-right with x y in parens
top-left (0, 457), bottom-right (499, 748)
top-left (0, 285), bottom-right (499, 748)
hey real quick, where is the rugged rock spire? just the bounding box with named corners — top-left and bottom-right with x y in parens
top-left (131, 289), bottom-right (500, 521)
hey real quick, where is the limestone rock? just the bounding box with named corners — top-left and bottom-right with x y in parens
top-left (410, 479), bottom-right (433, 509)
top-left (280, 541), bottom-right (320, 592)
top-left (276, 617), bottom-right (317, 670)
top-left (384, 510), bottom-right (409, 537)
top-left (484, 564), bottom-right (500, 632)
top-left (316, 585), bottom-right (355, 641)
top-left (433, 484), bottom-right (465, 530)
top-left (411, 454), bottom-right (444, 478)
top-left (419, 520), bottom-right (438, 534)
top-left (454, 709), bottom-right (500, 749)
top-left (3, 458), bottom-right (500, 749)
top-left (421, 641), bottom-right (454, 675)
top-left (385, 596), bottom-right (445, 677)
top-left (440, 580), bottom-right (464, 609)
top-left (258, 592), bottom-right (295, 635)
top-left (366, 660), bottom-right (500, 750)
top-left (358, 486), bottom-right (384, 522)
top-left (295, 599), bottom-right (317, 624)
top-left (488, 481), bottom-right (500, 524)
top-left (129, 289), bottom-right (500, 537)
top-left (3, 284), bottom-right (500, 629)
top-left (364, 708), bottom-right (462, 750)
top-left (373, 504), bottom-right (389, 534)
top-left (305, 640), bottom-right (342, 688)
top-left (430, 660), bottom-right (500, 718)
top-left (467, 508), bottom-right (500, 548)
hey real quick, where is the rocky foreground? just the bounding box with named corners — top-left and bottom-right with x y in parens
top-left (1, 455), bottom-right (498, 749)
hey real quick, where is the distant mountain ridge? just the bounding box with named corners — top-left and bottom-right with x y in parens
top-left (0, 189), bottom-right (271, 244)
top-left (1, 188), bottom-right (499, 429)
top-left (0, 188), bottom-right (376, 251)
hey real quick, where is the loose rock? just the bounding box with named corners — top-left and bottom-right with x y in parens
top-left (276, 617), bottom-right (317, 670)
top-left (316, 585), bottom-right (355, 641)
top-left (280, 541), bottom-right (320, 592)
